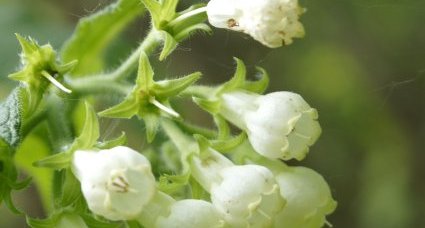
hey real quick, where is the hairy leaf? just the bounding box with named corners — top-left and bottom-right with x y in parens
top-left (61, 0), bottom-right (145, 76)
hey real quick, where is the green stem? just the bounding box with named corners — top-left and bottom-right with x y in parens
top-left (160, 118), bottom-right (195, 155)
top-left (65, 30), bottom-right (161, 96)
top-left (21, 109), bottom-right (47, 138)
top-left (180, 85), bottom-right (216, 98)
top-left (67, 76), bottom-right (132, 96)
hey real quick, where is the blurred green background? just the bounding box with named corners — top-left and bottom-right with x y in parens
top-left (1, 0), bottom-right (424, 227)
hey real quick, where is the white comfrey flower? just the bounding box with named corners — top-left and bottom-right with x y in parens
top-left (220, 90), bottom-right (321, 160)
top-left (207, 0), bottom-right (305, 48)
top-left (211, 165), bottom-right (285, 227)
top-left (191, 149), bottom-right (285, 227)
top-left (269, 163), bottom-right (337, 228)
top-left (72, 146), bottom-right (157, 221)
top-left (155, 199), bottom-right (225, 228)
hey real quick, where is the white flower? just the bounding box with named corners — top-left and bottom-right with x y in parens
top-left (220, 90), bottom-right (321, 160)
top-left (155, 199), bottom-right (225, 228)
top-left (207, 0), bottom-right (305, 48)
top-left (72, 146), bottom-right (157, 221)
top-left (272, 165), bottom-right (337, 228)
top-left (190, 149), bottom-right (285, 227)
top-left (211, 165), bottom-right (286, 227)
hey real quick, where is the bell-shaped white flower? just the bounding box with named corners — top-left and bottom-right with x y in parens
top-left (271, 164), bottom-right (337, 228)
top-left (155, 199), bottom-right (225, 228)
top-left (211, 165), bottom-right (285, 227)
top-left (191, 149), bottom-right (285, 227)
top-left (220, 90), bottom-right (321, 160)
top-left (207, 0), bottom-right (305, 48)
top-left (72, 146), bottom-right (157, 221)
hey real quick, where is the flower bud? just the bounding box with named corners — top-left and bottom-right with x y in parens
top-left (72, 146), bottom-right (156, 221)
top-left (220, 90), bottom-right (321, 160)
top-left (207, 0), bottom-right (305, 48)
top-left (273, 165), bottom-right (337, 227)
top-left (155, 199), bottom-right (225, 228)
top-left (211, 165), bottom-right (285, 227)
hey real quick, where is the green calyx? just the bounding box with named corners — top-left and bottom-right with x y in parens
top-left (99, 52), bottom-right (201, 142)
top-left (8, 34), bottom-right (77, 95)
top-left (141, 0), bottom-right (211, 60)
top-left (193, 57), bottom-right (269, 115)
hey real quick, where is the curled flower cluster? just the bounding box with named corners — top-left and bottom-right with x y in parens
top-left (73, 143), bottom-right (335, 227)
top-left (9, 0), bottom-right (337, 227)
top-left (207, 0), bottom-right (305, 47)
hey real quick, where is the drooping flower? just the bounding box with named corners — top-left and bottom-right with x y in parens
top-left (191, 149), bottom-right (285, 227)
top-left (220, 90), bottom-right (321, 161)
top-left (72, 146), bottom-right (157, 221)
top-left (207, 0), bottom-right (305, 48)
top-left (155, 199), bottom-right (225, 228)
top-left (272, 165), bottom-right (337, 227)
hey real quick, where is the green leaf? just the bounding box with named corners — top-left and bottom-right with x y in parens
top-left (15, 133), bottom-right (54, 212)
top-left (34, 102), bottom-right (100, 170)
top-left (0, 87), bottom-right (25, 148)
top-left (154, 72), bottom-right (202, 97)
top-left (61, 0), bottom-right (145, 76)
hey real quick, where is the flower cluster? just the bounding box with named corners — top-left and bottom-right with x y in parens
top-left (1, 0), bottom-right (337, 227)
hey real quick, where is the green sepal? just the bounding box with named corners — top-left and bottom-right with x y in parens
top-left (218, 57), bottom-right (247, 94)
top-left (159, 31), bottom-right (178, 61)
top-left (193, 134), bottom-right (211, 155)
top-left (61, 0), bottom-right (145, 76)
top-left (192, 97), bottom-right (221, 114)
top-left (158, 172), bottom-right (191, 194)
top-left (98, 97), bottom-right (139, 119)
top-left (144, 114), bottom-right (160, 143)
top-left (154, 72), bottom-right (202, 98)
top-left (80, 213), bottom-right (122, 228)
top-left (174, 23), bottom-right (211, 41)
top-left (34, 102), bottom-right (100, 170)
top-left (136, 52), bottom-right (155, 91)
top-left (141, 0), bottom-right (178, 29)
top-left (214, 116), bottom-right (230, 140)
top-left (27, 216), bottom-right (57, 228)
top-left (9, 34), bottom-right (76, 96)
top-left (95, 132), bottom-right (127, 149)
top-left (241, 66), bottom-right (270, 94)
top-left (126, 220), bottom-right (144, 228)
top-left (100, 52), bottom-right (199, 136)
top-left (142, 0), bottom-right (210, 60)
top-left (60, 169), bottom-right (81, 208)
top-left (211, 133), bottom-right (247, 153)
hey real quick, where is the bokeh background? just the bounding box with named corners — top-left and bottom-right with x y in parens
top-left (1, 0), bottom-right (424, 227)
